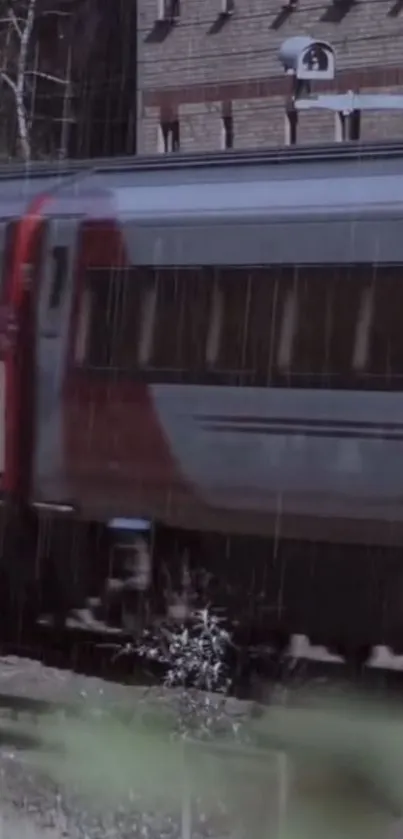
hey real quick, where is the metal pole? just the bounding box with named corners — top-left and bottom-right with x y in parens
top-left (277, 751), bottom-right (288, 838)
top-left (181, 743), bottom-right (192, 839)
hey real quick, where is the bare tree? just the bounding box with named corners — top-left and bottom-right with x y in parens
top-left (0, 0), bottom-right (71, 160)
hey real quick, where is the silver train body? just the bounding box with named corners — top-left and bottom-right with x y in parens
top-left (1, 142), bottom-right (403, 653)
top-left (25, 143), bottom-right (403, 549)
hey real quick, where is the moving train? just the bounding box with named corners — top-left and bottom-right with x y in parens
top-left (2, 140), bottom-right (403, 662)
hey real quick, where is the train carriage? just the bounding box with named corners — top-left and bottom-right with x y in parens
top-left (1, 142), bottom-right (403, 656)
top-left (33, 144), bottom-right (403, 545)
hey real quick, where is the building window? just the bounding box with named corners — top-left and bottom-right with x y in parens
top-left (222, 103), bottom-right (233, 149)
top-left (335, 113), bottom-right (344, 143)
top-left (349, 110), bottom-right (361, 140)
top-left (159, 118), bottom-right (180, 153)
top-left (221, 0), bottom-right (235, 15)
top-left (335, 110), bottom-right (361, 142)
top-left (157, 0), bottom-right (180, 22)
top-left (284, 110), bottom-right (298, 146)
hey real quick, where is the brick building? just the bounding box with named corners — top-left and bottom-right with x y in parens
top-left (136, 0), bottom-right (403, 154)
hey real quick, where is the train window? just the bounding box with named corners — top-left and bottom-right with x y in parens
top-left (177, 268), bottom-right (210, 372)
top-left (277, 278), bottom-right (298, 370)
top-left (215, 269), bottom-right (251, 377)
top-left (115, 269), bottom-right (148, 369)
top-left (367, 265), bottom-right (403, 387)
top-left (325, 267), bottom-right (366, 384)
top-left (202, 268), bottom-right (289, 385)
top-left (144, 268), bottom-right (210, 374)
top-left (81, 268), bottom-right (124, 368)
top-left (245, 268), bottom-right (287, 385)
top-left (137, 277), bottom-right (158, 366)
top-left (279, 266), bottom-right (365, 388)
top-left (136, 266), bottom-right (288, 384)
top-left (48, 246), bottom-right (68, 310)
top-left (145, 270), bottom-right (180, 369)
top-left (288, 267), bottom-right (329, 382)
top-left (82, 270), bottom-right (109, 367)
top-left (80, 263), bottom-right (403, 390)
top-left (187, 270), bottom-right (211, 368)
top-left (80, 267), bottom-right (211, 376)
top-left (79, 268), bottom-right (140, 369)
top-left (353, 282), bottom-right (374, 371)
top-left (206, 278), bottom-right (223, 366)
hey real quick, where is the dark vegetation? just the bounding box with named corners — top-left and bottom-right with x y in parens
top-left (0, 0), bottom-right (137, 161)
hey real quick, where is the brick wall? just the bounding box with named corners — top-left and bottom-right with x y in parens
top-left (137, 0), bottom-right (403, 152)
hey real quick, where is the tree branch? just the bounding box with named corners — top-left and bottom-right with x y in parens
top-left (25, 70), bottom-right (69, 84)
top-left (0, 0), bottom-right (72, 161)
top-left (38, 9), bottom-right (71, 16)
top-left (0, 16), bottom-right (25, 29)
top-left (8, 8), bottom-right (23, 38)
top-left (14, 0), bottom-right (37, 161)
top-left (16, 0), bottom-right (36, 92)
top-left (0, 70), bottom-right (16, 93)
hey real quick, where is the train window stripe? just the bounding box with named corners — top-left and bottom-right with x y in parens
top-left (75, 263), bottom-right (403, 392)
top-left (198, 415), bottom-right (403, 431)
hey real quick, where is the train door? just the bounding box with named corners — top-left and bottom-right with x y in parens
top-left (32, 216), bottom-right (88, 624)
top-left (0, 213), bottom-right (46, 639)
top-left (0, 216), bottom-right (44, 500)
top-left (33, 216), bottom-right (80, 506)
top-left (0, 222), bottom-right (10, 489)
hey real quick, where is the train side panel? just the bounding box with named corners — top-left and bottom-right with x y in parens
top-left (35, 380), bottom-right (403, 545)
top-left (152, 385), bottom-right (403, 542)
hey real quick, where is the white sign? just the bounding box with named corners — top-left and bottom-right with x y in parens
top-left (296, 43), bottom-right (335, 81)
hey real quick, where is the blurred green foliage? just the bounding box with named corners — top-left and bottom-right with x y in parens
top-left (16, 686), bottom-right (403, 838)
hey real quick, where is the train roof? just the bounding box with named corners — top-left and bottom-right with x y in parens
top-left (106, 168), bottom-right (402, 219)
top-left (1, 140), bottom-right (403, 214)
top-left (0, 139), bottom-right (403, 179)
top-left (2, 142), bottom-right (403, 264)
top-left (48, 140), bottom-right (403, 221)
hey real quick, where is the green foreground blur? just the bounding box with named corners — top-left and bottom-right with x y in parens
top-left (15, 688), bottom-right (403, 839)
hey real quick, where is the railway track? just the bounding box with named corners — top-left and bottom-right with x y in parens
top-left (3, 582), bottom-right (403, 713)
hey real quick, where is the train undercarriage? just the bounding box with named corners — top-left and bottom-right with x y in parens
top-left (0, 503), bottom-right (402, 677)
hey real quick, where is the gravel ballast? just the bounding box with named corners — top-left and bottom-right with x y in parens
top-left (0, 656), bottom-right (252, 839)
top-left (0, 655), bottom-right (401, 839)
